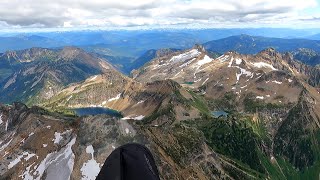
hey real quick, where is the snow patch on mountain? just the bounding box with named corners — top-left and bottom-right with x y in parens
top-left (217, 55), bottom-right (230, 62)
top-left (137, 100), bottom-right (145, 105)
top-left (256, 96), bottom-right (264, 99)
top-left (197, 55), bottom-right (212, 66)
top-left (0, 113), bottom-right (3, 125)
top-left (8, 151), bottom-right (36, 169)
top-left (67, 95), bottom-right (73, 102)
top-left (5, 118), bottom-right (9, 131)
top-left (81, 145), bottom-right (101, 180)
top-left (179, 58), bottom-right (196, 68)
top-left (272, 80), bottom-right (282, 84)
top-left (19, 163), bottom-right (35, 180)
top-left (34, 137), bottom-right (76, 180)
top-left (235, 58), bottom-right (242, 65)
top-left (202, 77), bottom-right (210, 85)
top-left (108, 93), bottom-right (122, 102)
top-left (53, 132), bottom-right (63, 144)
top-left (228, 57), bottom-right (234, 67)
top-left (236, 68), bottom-right (252, 83)
top-left (0, 139), bottom-right (12, 151)
top-left (53, 130), bottom-right (72, 144)
top-left (169, 49), bottom-right (201, 63)
top-left (28, 132), bottom-right (34, 137)
top-left (89, 75), bottom-right (98, 81)
top-left (122, 115), bottom-right (145, 120)
top-left (251, 62), bottom-right (277, 70)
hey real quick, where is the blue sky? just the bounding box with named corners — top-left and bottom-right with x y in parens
top-left (0, 0), bottom-right (319, 31)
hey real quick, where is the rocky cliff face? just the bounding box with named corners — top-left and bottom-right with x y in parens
top-left (291, 48), bottom-right (320, 66)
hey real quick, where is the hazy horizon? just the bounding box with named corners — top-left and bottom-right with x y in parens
top-left (1, 0), bottom-right (320, 32)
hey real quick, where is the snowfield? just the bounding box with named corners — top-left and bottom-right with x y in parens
top-left (251, 62), bottom-right (277, 70)
top-left (169, 49), bottom-right (201, 63)
top-left (197, 55), bottom-right (213, 66)
top-left (81, 145), bottom-right (101, 180)
top-left (32, 137), bottom-right (77, 180)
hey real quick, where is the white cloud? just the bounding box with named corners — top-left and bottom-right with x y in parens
top-left (0, 0), bottom-right (318, 29)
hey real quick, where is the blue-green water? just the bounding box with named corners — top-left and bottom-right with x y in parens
top-left (73, 107), bottom-right (122, 117)
top-left (211, 111), bottom-right (228, 118)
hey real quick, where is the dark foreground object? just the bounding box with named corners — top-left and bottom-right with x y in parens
top-left (96, 143), bottom-right (160, 180)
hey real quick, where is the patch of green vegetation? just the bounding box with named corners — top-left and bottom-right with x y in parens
top-left (141, 104), bottom-right (175, 124)
top-left (187, 90), bottom-right (210, 115)
top-left (243, 93), bottom-right (284, 113)
top-left (256, 150), bottom-right (287, 180)
top-left (162, 123), bottom-right (203, 167)
top-left (207, 91), bottom-right (237, 112)
top-left (256, 87), bottom-right (266, 92)
top-left (273, 130), bottom-right (320, 180)
top-left (244, 116), bottom-right (270, 144)
top-left (196, 116), bottom-right (265, 173)
top-left (274, 97), bottom-right (315, 170)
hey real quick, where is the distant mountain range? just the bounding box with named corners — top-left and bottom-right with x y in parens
top-left (204, 34), bottom-right (320, 55)
top-left (1, 28), bottom-right (320, 55)
top-left (306, 33), bottom-right (320, 40)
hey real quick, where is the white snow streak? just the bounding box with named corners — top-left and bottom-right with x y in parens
top-left (202, 77), bottom-right (210, 85)
top-left (0, 139), bottom-right (12, 152)
top-left (108, 93), bottom-right (121, 102)
top-left (272, 80), bottom-right (282, 84)
top-left (0, 113), bottom-right (3, 125)
top-left (228, 57), bottom-right (234, 67)
top-left (122, 115), bottom-right (145, 120)
top-left (137, 100), bottom-right (145, 105)
top-left (256, 96), bottom-right (265, 100)
top-left (8, 152), bottom-right (36, 169)
top-left (89, 75), bottom-right (98, 81)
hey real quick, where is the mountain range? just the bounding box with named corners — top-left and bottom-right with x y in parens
top-left (204, 34), bottom-right (320, 55)
top-left (0, 47), bottom-right (114, 104)
top-left (1, 42), bottom-right (320, 179)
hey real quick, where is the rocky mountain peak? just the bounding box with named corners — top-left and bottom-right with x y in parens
top-left (192, 44), bottom-right (206, 53)
top-left (58, 46), bottom-right (85, 60)
top-left (2, 50), bottom-right (18, 61)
